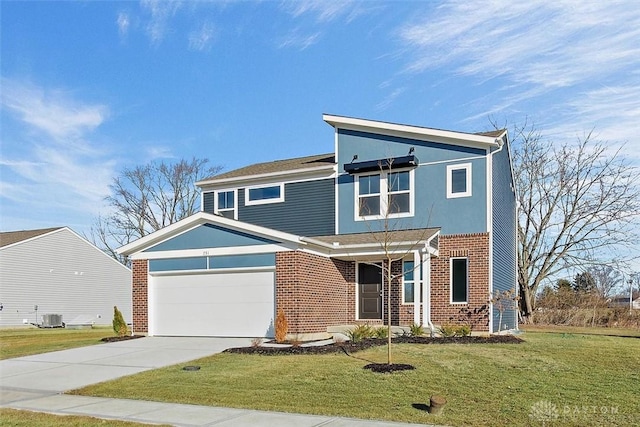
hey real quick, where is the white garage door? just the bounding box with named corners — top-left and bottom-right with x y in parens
top-left (150, 271), bottom-right (275, 337)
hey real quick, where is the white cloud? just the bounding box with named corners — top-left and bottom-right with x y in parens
top-left (278, 28), bottom-right (320, 50)
top-left (0, 79), bottom-right (117, 224)
top-left (117, 11), bottom-right (130, 37)
top-left (395, 0), bottom-right (640, 154)
top-left (282, 0), bottom-right (357, 22)
top-left (188, 21), bottom-right (216, 51)
top-left (141, 0), bottom-right (183, 45)
top-left (1, 78), bottom-right (108, 143)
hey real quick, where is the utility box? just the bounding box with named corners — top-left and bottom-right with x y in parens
top-left (41, 314), bottom-right (63, 328)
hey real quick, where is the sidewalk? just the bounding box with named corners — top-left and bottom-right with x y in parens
top-left (1, 387), bottom-right (441, 427)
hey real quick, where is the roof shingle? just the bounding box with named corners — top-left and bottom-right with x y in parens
top-left (0, 227), bottom-right (63, 248)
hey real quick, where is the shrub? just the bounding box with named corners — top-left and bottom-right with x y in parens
top-left (250, 338), bottom-right (263, 348)
top-left (457, 324), bottom-right (472, 337)
top-left (348, 324), bottom-right (374, 342)
top-left (374, 326), bottom-right (389, 339)
top-left (112, 306), bottom-right (128, 337)
top-left (274, 309), bottom-right (288, 343)
top-left (409, 323), bottom-right (424, 337)
top-left (438, 324), bottom-right (457, 337)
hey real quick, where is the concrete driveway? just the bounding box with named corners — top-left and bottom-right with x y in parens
top-left (0, 336), bottom-right (252, 393)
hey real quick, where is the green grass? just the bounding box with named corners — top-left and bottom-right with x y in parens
top-left (71, 330), bottom-right (640, 427)
top-left (0, 408), bottom-right (166, 426)
top-left (0, 327), bottom-right (114, 360)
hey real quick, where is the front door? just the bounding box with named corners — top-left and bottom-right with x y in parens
top-left (358, 263), bottom-right (382, 319)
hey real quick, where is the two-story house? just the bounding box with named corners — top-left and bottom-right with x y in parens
top-left (118, 114), bottom-right (517, 338)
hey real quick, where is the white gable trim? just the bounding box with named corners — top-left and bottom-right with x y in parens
top-left (117, 212), bottom-right (307, 257)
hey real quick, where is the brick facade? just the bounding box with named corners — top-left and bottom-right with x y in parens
top-left (275, 251), bottom-right (353, 334)
top-left (129, 232), bottom-right (490, 336)
top-left (430, 233), bottom-right (490, 332)
top-left (131, 259), bottom-right (148, 334)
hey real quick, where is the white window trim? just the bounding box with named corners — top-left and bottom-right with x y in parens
top-left (214, 189), bottom-right (238, 220)
top-left (244, 183), bottom-right (285, 206)
top-left (450, 257), bottom-right (469, 304)
top-left (447, 163), bottom-right (472, 198)
top-left (354, 168), bottom-right (415, 221)
top-left (402, 260), bottom-right (415, 305)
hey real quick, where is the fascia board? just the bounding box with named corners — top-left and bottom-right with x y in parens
top-left (323, 114), bottom-right (500, 150)
top-left (196, 165), bottom-right (335, 188)
top-left (117, 212), bottom-right (307, 256)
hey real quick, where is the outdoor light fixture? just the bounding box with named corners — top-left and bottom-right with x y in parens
top-left (351, 154), bottom-right (358, 162)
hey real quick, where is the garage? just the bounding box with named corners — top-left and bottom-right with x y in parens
top-left (149, 270), bottom-right (275, 337)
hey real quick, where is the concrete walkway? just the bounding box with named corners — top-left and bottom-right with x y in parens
top-left (0, 337), bottom-right (442, 426)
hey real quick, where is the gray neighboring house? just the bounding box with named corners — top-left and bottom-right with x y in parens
top-left (0, 227), bottom-right (131, 327)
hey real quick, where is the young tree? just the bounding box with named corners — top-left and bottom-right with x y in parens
top-left (91, 158), bottom-right (222, 263)
top-left (357, 158), bottom-right (435, 365)
top-left (510, 122), bottom-right (640, 322)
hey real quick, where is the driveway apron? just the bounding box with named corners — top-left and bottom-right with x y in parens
top-left (0, 336), bottom-right (252, 393)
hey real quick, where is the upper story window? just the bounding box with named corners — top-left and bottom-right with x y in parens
top-left (245, 183), bottom-right (285, 206)
top-left (447, 163), bottom-right (472, 198)
top-left (451, 257), bottom-right (468, 304)
top-left (215, 190), bottom-right (237, 219)
top-left (355, 169), bottom-right (414, 220)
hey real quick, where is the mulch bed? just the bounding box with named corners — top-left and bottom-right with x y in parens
top-left (101, 335), bottom-right (146, 343)
top-left (224, 335), bottom-right (523, 356)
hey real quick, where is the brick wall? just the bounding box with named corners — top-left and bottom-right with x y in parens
top-left (430, 233), bottom-right (490, 332)
top-left (275, 251), bottom-right (353, 334)
top-left (131, 259), bottom-right (148, 334)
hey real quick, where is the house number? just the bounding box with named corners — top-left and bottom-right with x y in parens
top-left (203, 251), bottom-right (210, 256)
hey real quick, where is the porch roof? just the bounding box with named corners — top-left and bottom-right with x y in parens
top-left (304, 228), bottom-right (440, 259)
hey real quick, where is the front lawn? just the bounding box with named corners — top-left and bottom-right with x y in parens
top-left (0, 327), bottom-right (114, 360)
top-left (71, 330), bottom-right (640, 427)
top-left (0, 408), bottom-right (166, 427)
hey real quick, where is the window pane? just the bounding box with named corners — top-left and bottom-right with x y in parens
top-left (359, 174), bottom-right (380, 195)
top-left (451, 169), bottom-right (467, 194)
top-left (403, 261), bottom-right (414, 281)
top-left (218, 191), bottom-right (233, 209)
top-left (359, 196), bottom-right (380, 216)
top-left (404, 282), bottom-right (414, 303)
top-left (248, 186), bottom-right (280, 201)
top-left (389, 171), bottom-right (409, 192)
top-left (388, 193), bottom-right (410, 213)
top-left (452, 258), bottom-right (468, 303)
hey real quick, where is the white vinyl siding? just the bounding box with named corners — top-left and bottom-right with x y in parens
top-left (0, 229), bottom-right (131, 327)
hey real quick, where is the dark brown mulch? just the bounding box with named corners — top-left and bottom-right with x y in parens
top-left (224, 335), bottom-right (523, 356)
top-left (101, 335), bottom-right (146, 343)
top-left (364, 363), bottom-right (416, 373)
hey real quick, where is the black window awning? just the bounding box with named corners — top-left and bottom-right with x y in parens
top-left (343, 155), bottom-right (418, 174)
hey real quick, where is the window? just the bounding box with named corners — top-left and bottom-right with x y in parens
top-left (215, 190), bottom-right (236, 219)
top-left (245, 183), bottom-right (284, 206)
top-left (358, 174), bottom-right (381, 216)
top-left (403, 260), bottom-right (415, 304)
top-left (356, 169), bottom-right (413, 220)
top-left (447, 163), bottom-right (472, 198)
top-left (451, 258), bottom-right (468, 303)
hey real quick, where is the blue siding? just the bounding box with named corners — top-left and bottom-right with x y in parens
top-left (149, 253), bottom-right (276, 272)
top-left (238, 179), bottom-right (334, 236)
top-left (150, 257), bottom-right (207, 272)
top-left (491, 141), bottom-right (518, 332)
top-left (336, 129), bottom-right (487, 235)
top-left (144, 224), bottom-right (277, 252)
top-left (209, 253), bottom-right (275, 268)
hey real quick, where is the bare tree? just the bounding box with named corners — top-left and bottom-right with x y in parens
top-left (357, 159), bottom-right (434, 365)
top-left (91, 158), bottom-right (222, 263)
top-left (511, 122), bottom-right (640, 322)
top-left (585, 264), bottom-right (622, 298)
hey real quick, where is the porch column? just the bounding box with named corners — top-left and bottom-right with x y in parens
top-left (421, 249), bottom-right (431, 329)
top-left (413, 250), bottom-right (421, 325)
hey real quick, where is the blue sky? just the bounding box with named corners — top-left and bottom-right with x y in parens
top-left (2, 0), bottom-right (639, 243)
